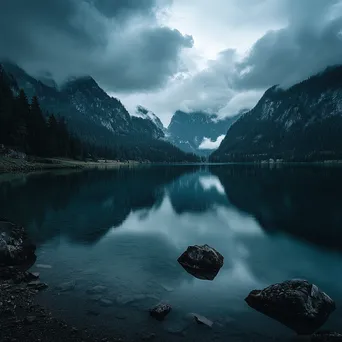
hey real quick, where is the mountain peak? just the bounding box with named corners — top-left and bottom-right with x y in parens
top-left (167, 110), bottom-right (241, 156)
top-left (136, 105), bottom-right (149, 115)
top-left (134, 106), bottom-right (165, 132)
top-left (62, 75), bottom-right (100, 92)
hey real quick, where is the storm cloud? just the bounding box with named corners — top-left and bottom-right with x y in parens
top-left (236, 0), bottom-right (342, 90)
top-left (1, 0), bottom-right (342, 124)
top-left (170, 0), bottom-right (342, 118)
top-left (0, 0), bottom-right (193, 91)
top-left (117, 0), bottom-right (342, 124)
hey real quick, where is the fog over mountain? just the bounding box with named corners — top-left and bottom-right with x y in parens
top-left (1, 0), bottom-right (342, 125)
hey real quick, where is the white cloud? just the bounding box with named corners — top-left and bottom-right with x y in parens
top-left (198, 134), bottom-right (225, 150)
top-left (118, 0), bottom-right (342, 126)
top-left (217, 90), bottom-right (263, 118)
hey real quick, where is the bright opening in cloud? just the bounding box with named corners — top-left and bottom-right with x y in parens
top-left (198, 134), bottom-right (225, 150)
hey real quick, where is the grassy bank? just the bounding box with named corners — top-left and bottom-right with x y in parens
top-left (0, 156), bottom-right (137, 173)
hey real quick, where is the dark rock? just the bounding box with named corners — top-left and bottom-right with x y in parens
top-left (192, 313), bottom-right (213, 328)
top-left (177, 244), bottom-right (224, 280)
top-left (0, 219), bottom-right (36, 266)
top-left (0, 268), bottom-right (39, 283)
top-left (71, 327), bottom-right (78, 334)
top-left (149, 303), bottom-right (172, 321)
top-left (24, 316), bottom-right (36, 324)
top-left (311, 331), bottom-right (342, 341)
top-left (141, 332), bottom-right (156, 341)
top-left (27, 280), bottom-right (48, 291)
top-left (245, 279), bottom-right (336, 335)
top-left (14, 271), bottom-right (39, 284)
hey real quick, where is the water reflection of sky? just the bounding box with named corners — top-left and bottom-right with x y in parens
top-left (2, 167), bottom-right (342, 341)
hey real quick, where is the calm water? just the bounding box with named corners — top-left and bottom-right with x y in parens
top-left (1, 165), bottom-right (342, 341)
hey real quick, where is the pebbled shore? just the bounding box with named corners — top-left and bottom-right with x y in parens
top-left (0, 217), bottom-right (123, 342)
top-left (0, 267), bottom-right (124, 342)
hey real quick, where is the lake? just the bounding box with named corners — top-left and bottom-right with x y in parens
top-left (1, 165), bottom-right (342, 341)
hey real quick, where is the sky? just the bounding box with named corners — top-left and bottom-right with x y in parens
top-left (1, 0), bottom-right (342, 126)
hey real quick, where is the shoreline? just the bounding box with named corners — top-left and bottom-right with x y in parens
top-left (0, 217), bottom-right (123, 342)
top-left (1, 215), bottom-right (340, 342)
top-left (0, 269), bottom-right (123, 342)
top-left (3, 156), bottom-right (342, 174)
top-left (0, 156), bottom-right (139, 173)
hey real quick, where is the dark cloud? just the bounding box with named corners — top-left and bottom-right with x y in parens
top-left (90, 0), bottom-right (159, 18)
top-left (0, 0), bottom-right (192, 91)
top-left (96, 27), bottom-right (193, 91)
top-left (155, 0), bottom-right (342, 120)
top-left (236, 0), bottom-right (342, 89)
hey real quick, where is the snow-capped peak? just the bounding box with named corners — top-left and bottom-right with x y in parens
top-left (134, 105), bottom-right (165, 131)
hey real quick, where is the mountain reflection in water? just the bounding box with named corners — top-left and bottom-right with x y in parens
top-left (1, 165), bottom-right (342, 341)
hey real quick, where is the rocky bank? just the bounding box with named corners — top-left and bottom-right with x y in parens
top-left (0, 218), bottom-right (122, 342)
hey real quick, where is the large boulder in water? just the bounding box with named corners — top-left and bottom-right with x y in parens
top-left (0, 218), bottom-right (36, 266)
top-left (245, 279), bottom-right (335, 335)
top-left (149, 303), bottom-right (172, 321)
top-left (177, 244), bottom-right (224, 280)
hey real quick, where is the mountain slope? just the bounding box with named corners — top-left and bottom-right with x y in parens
top-left (167, 110), bottom-right (241, 156)
top-left (0, 62), bottom-right (199, 162)
top-left (211, 66), bottom-right (342, 162)
top-left (134, 106), bottom-right (165, 134)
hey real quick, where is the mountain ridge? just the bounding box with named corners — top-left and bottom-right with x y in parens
top-left (0, 61), bottom-right (200, 162)
top-left (167, 110), bottom-right (242, 156)
top-left (210, 65), bottom-right (342, 162)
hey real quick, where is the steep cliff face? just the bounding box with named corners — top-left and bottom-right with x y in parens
top-left (0, 62), bottom-right (200, 162)
top-left (167, 110), bottom-right (240, 156)
top-left (135, 106), bottom-right (165, 133)
top-left (61, 76), bottom-right (132, 135)
top-left (0, 62), bottom-right (167, 143)
top-left (211, 66), bottom-right (342, 162)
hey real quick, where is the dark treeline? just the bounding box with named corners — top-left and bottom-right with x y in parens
top-left (0, 71), bottom-right (85, 159)
top-left (0, 69), bottom-right (199, 162)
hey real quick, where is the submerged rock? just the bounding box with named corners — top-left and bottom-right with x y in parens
top-left (165, 320), bottom-right (190, 336)
top-left (35, 264), bottom-right (52, 269)
top-left (86, 285), bottom-right (107, 295)
top-left (192, 313), bottom-right (213, 328)
top-left (27, 280), bottom-right (48, 291)
top-left (149, 303), bottom-right (172, 321)
top-left (55, 281), bottom-right (76, 292)
top-left (311, 332), bottom-right (342, 341)
top-left (177, 244), bottom-right (224, 280)
top-left (245, 279), bottom-right (335, 335)
top-left (0, 219), bottom-right (36, 266)
top-left (161, 284), bottom-right (174, 292)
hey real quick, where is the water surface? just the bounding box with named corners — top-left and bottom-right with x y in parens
top-left (1, 165), bottom-right (342, 341)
